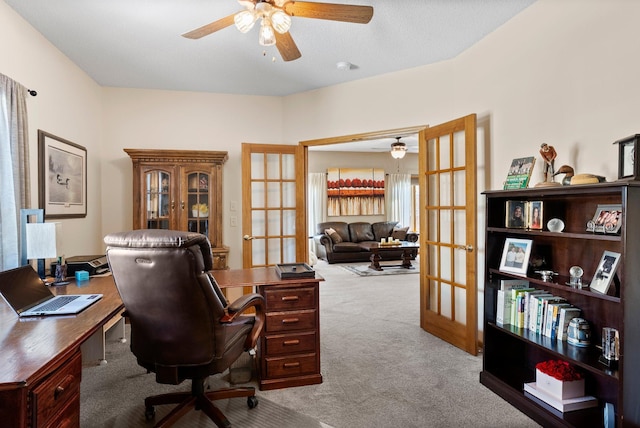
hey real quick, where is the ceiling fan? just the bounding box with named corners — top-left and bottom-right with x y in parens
top-left (182, 0), bottom-right (374, 62)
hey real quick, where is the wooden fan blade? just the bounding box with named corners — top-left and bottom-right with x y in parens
top-left (284, 1), bottom-right (373, 24)
top-left (182, 14), bottom-right (236, 39)
top-left (275, 31), bottom-right (302, 62)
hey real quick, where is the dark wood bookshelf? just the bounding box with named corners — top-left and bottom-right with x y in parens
top-left (481, 183), bottom-right (640, 428)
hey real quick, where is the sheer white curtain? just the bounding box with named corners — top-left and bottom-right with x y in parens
top-left (386, 173), bottom-right (411, 228)
top-left (0, 74), bottom-right (31, 270)
top-left (307, 173), bottom-right (327, 255)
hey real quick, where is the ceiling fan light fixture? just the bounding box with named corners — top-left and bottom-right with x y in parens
top-left (234, 10), bottom-right (258, 33)
top-left (391, 137), bottom-right (407, 159)
top-left (259, 18), bottom-right (276, 46)
top-left (271, 9), bottom-right (292, 34)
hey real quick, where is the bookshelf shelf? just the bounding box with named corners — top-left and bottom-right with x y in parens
top-left (481, 183), bottom-right (640, 427)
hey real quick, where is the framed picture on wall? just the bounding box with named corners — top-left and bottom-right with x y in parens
top-left (38, 130), bottom-right (87, 219)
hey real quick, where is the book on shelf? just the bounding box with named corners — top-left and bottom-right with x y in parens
top-left (504, 156), bottom-right (536, 190)
top-left (544, 302), bottom-right (571, 339)
top-left (511, 287), bottom-right (536, 329)
top-left (527, 292), bottom-right (553, 333)
top-left (540, 296), bottom-right (567, 336)
top-left (496, 289), bottom-right (512, 326)
top-left (500, 279), bottom-right (530, 291)
top-left (557, 306), bottom-right (582, 342)
top-left (524, 382), bottom-right (598, 413)
top-left (523, 290), bottom-right (547, 333)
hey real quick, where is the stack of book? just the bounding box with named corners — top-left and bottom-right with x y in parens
top-left (495, 280), bottom-right (582, 342)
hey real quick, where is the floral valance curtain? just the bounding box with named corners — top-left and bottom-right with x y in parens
top-left (0, 73), bottom-right (30, 270)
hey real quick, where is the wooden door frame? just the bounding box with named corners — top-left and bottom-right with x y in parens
top-left (298, 125), bottom-right (429, 246)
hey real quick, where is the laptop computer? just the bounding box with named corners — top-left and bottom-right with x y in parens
top-left (0, 265), bottom-right (102, 317)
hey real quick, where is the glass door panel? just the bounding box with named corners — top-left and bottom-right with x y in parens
top-left (145, 170), bottom-right (170, 230)
top-left (187, 172), bottom-right (210, 235)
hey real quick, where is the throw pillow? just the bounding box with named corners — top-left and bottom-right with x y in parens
top-left (325, 227), bottom-right (343, 244)
top-left (391, 226), bottom-right (409, 241)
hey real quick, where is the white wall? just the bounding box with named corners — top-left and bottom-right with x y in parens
top-left (1, 1), bottom-right (103, 259)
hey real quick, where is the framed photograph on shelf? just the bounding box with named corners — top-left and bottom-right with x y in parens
top-left (499, 237), bottom-right (533, 276)
top-left (505, 200), bottom-right (527, 229)
top-left (38, 130), bottom-right (87, 219)
top-left (586, 204), bottom-right (622, 234)
top-left (590, 251), bottom-right (621, 295)
top-left (527, 201), bottom-right (543, 230)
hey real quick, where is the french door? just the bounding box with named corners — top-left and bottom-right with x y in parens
top-left (241, 143), bottom-right (306, 270)
top-left (419, 114), bottom-right (478, 355)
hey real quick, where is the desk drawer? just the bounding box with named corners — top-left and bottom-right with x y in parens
top-left (265, 353), bottom-right (318, 378)
top-left (263, 287), bottom-right (316, 311)
top-left (32, 351), bottom-right (81, 427)
top-left (264, 331), bottom-right (317, 356)
top-left (265, 309), bottom-right (316, 333)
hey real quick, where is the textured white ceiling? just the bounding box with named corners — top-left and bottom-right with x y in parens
top-left (5, 0), bottom-right (536, 97)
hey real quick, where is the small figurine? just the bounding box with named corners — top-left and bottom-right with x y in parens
top-left (539, 143), bottom-right (557, 182)
top-left (553, 165), bottom-right (574, 185)
top-left (554, 164), bottom-right (606, 185)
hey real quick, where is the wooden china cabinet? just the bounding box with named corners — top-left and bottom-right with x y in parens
top-left (124, 149), bottom-right (229, 269)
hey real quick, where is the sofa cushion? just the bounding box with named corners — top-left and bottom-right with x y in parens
top-left (324, 227), bottom-right (343, 244)
top-left (391, 226), bottom-right (409, 241)
top-left (317, 222), bottom-right (350, 242)
top-left (372, 221), bottom-right (398, 241)
top-left (333, 242), bottom-right (365, 253)
top-left (349, 222), bottom-right (375, 243)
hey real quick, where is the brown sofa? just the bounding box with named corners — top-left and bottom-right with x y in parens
top-left (312, 221), bottom-right (419, 264)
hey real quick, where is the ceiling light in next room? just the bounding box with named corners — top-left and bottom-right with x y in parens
top-left (390, 137), bottom-right (407, 159)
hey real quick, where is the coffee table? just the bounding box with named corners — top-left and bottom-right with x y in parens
top-left (366, 242), bottom-right (420, 271)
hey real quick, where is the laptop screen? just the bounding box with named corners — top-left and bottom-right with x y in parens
top-left (0, 265), bottom-right (54, 314)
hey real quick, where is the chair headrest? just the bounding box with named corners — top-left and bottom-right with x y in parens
top-left (104, 229), bottom-right (213, 270)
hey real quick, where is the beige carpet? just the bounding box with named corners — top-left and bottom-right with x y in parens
top-left (81, 333), bottom-right (332, 428)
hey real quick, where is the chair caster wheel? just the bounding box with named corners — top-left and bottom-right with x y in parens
top-left (145, 406), bottom-right (155, 420)
top-left (247, 396), bottom-right (258, 409)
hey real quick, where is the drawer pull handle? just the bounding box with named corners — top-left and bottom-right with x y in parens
top-left (282, 318), bottom-right (299, 324)
top-left (281, 296), bottom-right (299, 302)
top-left (54, 375), bottom-right (74, 400)
top-left (283, 362), bottom-right (300, 369)
top-left (283, 339), bottom-right (300, 346)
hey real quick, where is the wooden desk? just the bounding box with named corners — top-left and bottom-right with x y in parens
top-left (213, 268), bottom-right (324, 391)
top-left (0, 275), bottom-right (124, 427)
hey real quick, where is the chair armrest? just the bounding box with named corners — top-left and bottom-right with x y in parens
top-left (221, 293), bottom-right (265, 350)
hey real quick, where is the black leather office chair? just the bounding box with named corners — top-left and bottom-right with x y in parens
top-left (104, 229), bottom-right (264, 428)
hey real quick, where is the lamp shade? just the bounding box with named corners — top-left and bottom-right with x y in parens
top-left (391, 138), bottom-right (407, 159)
top-left (26, 222), bottom-right (61, 259)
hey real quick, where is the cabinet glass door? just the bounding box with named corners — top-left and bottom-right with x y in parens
top-left (145, 170), bottom-right (171, 230)
top-left (187, 172), bottom-right (210, 236)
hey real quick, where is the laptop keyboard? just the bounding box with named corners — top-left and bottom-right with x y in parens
top-left (36, 295), bottom-right (80, 312)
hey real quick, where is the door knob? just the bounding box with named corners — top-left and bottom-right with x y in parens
top-left (456, 244), bottom-right (474, 252)
top-left (243, 235), bottom-right (254, 241)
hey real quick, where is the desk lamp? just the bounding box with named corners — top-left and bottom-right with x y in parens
top-left (25, 222), bottom-right (62, 278)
